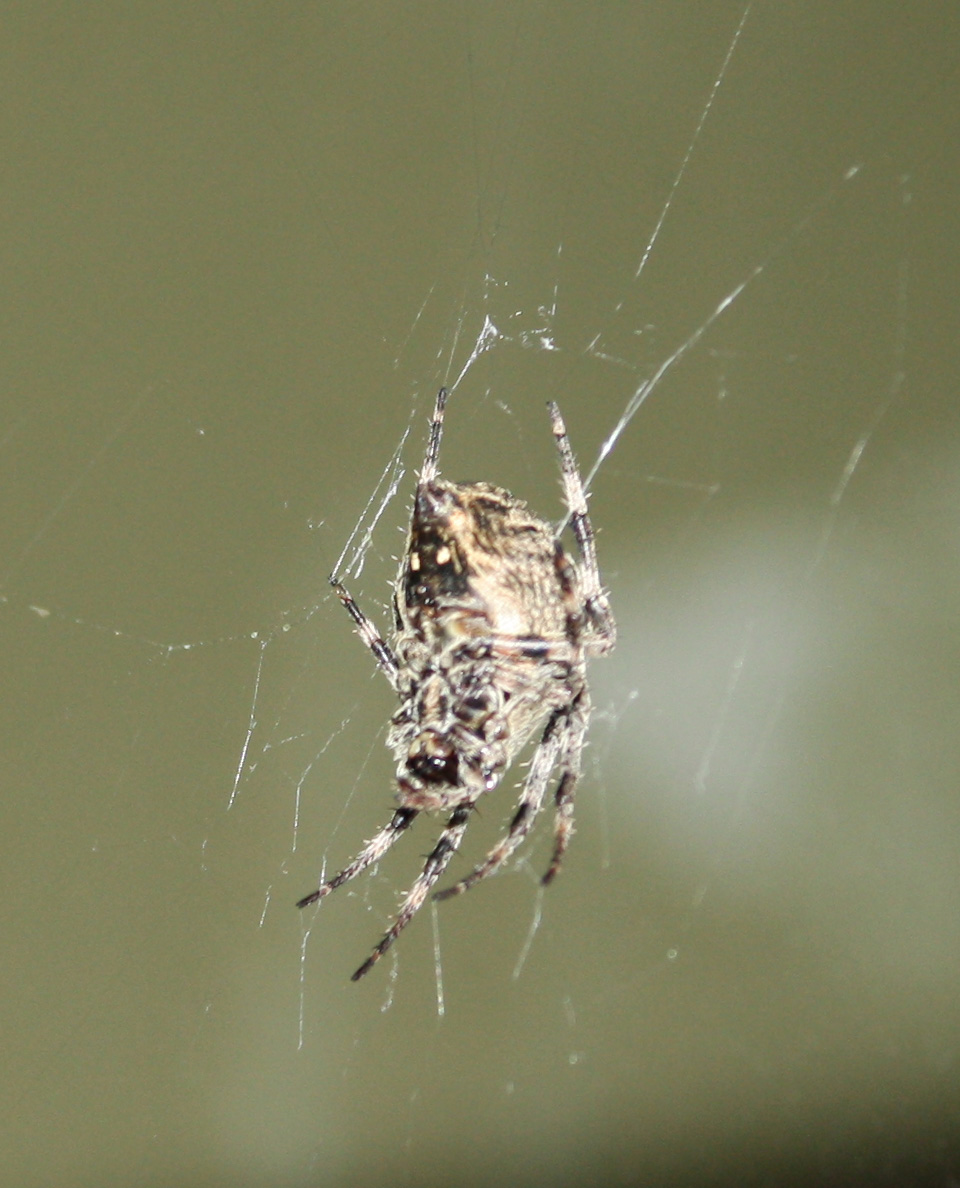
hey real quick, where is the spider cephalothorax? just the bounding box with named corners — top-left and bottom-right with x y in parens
top-left (298, 389), bottom-right (614, 980)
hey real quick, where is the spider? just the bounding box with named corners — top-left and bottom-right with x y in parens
top-left (298, 388), bottom-right (615, 980)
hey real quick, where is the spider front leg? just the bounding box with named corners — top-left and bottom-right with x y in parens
top-left (548, 403), bottom-right (616, 652)
top-left (330, 576), bottom-right (399, 689)
top-left (352, 803), bottom-right (473, 981)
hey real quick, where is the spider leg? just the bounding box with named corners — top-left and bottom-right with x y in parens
top-left (542, 707), bottom-right (588, 885)
top-left (418, 387), bottom-right (448, 486)
top-left (541, 771), bottom-right (578, 885)
top-left (329, 578), bottom-right (400, 689)
top-left (434, 715), bottom-right (564, 901)
top-left (351, 803), bottom-right (472, 981)
top-left (548, 402), bottom-right (616, 651)
top-left (296, 806), bottom-right (418, 909)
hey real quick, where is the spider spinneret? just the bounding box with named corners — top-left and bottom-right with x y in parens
top-left (298, 387), bottom-right (615, 981)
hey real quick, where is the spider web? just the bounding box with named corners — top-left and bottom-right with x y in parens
top-left (2, 4), bottom-right (959, 1186)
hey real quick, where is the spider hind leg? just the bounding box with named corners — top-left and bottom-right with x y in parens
top-left (434, 719), bottom-right (564, 901)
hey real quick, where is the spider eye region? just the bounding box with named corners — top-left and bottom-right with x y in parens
top-left (407, 731), bottom-right (460, 784)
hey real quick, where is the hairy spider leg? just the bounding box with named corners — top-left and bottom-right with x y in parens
top-left (542, 697), bottom-right (588, 884)
top-left (328, 579), bottom-right (399, 689)
top-left (351, 803), bottom-right (472, 980)
top-left (434, 712), bottom-right (565, 901)
top-left (548, 402), bottom-right (616, 651)
top-left (418, 386), bottom-right (448, 486)
top-left (296, 806), bottom-right (419, 909)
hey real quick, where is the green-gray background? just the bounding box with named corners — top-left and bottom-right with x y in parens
top-left (2, 4), bottom-right (958, 1185)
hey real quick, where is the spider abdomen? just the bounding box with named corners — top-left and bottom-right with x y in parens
top-left (398, 479), bottom-right (577, 643)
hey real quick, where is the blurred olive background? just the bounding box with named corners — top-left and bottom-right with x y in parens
top-left (1, 4), bottom-right (959, 1186)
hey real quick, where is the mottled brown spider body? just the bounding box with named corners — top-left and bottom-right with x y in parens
top-left (298, 389), bottom-right (614, 980)
top-left (391, 478), bottom-right (585, 811)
